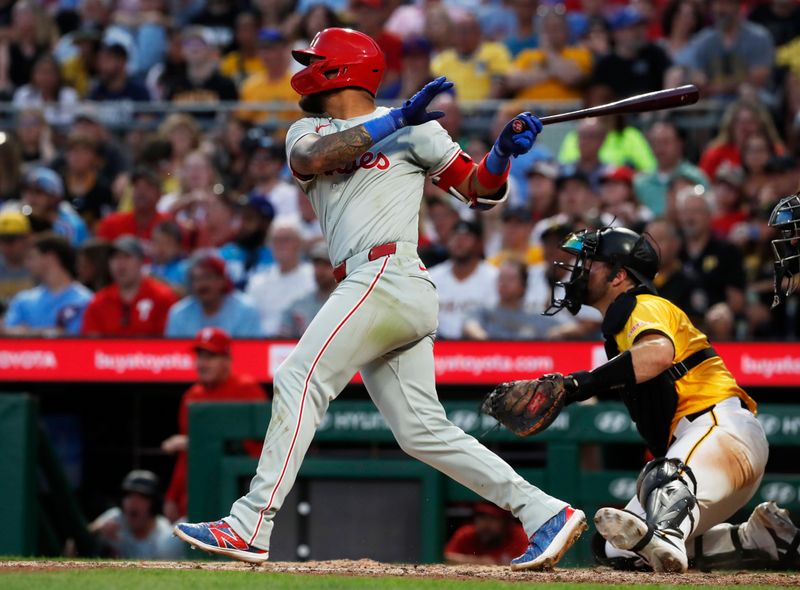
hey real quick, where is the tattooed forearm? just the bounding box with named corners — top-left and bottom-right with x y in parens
top-left (293, 125), bottom-right (375, 175)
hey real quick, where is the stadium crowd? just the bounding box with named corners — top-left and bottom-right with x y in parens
top-left (0, 0), bottom-right (800, 343)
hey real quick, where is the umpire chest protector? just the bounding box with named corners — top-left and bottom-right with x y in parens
top-left (602, 287), bottom-right (717, 456)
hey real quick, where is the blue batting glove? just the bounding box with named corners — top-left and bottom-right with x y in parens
top-left (390, 76), bottom-right (454, 128)
top-left (495, 112), bottom-right (543, 158)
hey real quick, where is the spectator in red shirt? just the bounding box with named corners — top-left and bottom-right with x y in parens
top-left (82, 236), bottom-right (178, 336)
top-left (96, 167), bottom-right (170, 252)
top-left (444, 503), bottom-right (530, 565)
top-left (161, 328), bottom-right (267, 521)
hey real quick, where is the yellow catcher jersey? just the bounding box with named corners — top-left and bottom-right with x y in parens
top-left (614, 294), bottom-right (756, 438)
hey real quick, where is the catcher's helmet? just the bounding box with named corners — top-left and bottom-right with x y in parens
top-left (290, 28), bottom-right (386, 97)
top-left (768, 193), bottom-right (800, 307)
top-left (545, 227), bottom-right (660, 315)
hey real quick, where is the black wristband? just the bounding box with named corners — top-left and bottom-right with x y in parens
top-left (567, 350), bottom-right (636, 402)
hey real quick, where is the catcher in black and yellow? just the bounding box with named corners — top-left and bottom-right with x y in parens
top-left (483, 226), bottom-right (800, 572)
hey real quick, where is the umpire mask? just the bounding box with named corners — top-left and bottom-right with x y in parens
top-left (544, 230), bottom-right (596, 316)
top-left (769, 193), bottom-right (800, 308)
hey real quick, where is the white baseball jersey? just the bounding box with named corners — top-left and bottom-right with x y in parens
top-left (429, 260), bottom-right (499, 339)
top-left (285, 107), bottom-right (462, 266)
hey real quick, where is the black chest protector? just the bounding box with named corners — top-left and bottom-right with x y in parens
top-left (602, 287), bottom-right (717, 457)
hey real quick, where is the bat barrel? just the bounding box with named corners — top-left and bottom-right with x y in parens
top-left (539, 85), bottom-right (700, 126)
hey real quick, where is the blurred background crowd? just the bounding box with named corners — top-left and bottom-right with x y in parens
top-left (0, 0), bottom-right (800, 343)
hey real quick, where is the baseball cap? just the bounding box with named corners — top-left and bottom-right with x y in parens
top-left (713, 165), bottom-right (745, 190)
top-left (555, 169), bottom-right (590, 190)
top-left (183, 26), bottom-right (214, 47)
top-left (308, 241), bottom-right (330, 262)
top-left (501, 205), bottom-right (533, 223)
top-left (131, 166), bottom-right (162, 189)
top-left (540, 220), bottom-right (572, 242)
top-left (100, 39), bottom-right (129, 59)
top-left (24, 167), bottom-right (64, 199)
top-left (190, 250), bottom-right (233, 292)
top-left (121, 470), bottom-right (160, 497)
top-left (609, 7), bottom-right (645, 30)
top-left (245, 193), bottom-right (276, 220)
top-left (600, 166), bottom-right (635, 186)
top-left (453, 220), bottom-right (482, 238)
top-left (257, 28), bottom-right (286, 45)
top-left (193, 327), bottom-right (232, 356)
top-left (526, 160), bottom-right (559, 179)
top-left (0, 210), bottom-right (32, 236)
top-left (111, 235), bottom-right (145, 259)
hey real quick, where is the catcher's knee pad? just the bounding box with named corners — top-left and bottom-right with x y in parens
top-left (636, 457), bottom-right (699, 535)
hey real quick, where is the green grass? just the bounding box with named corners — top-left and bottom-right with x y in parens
top-left (0, 569), bottom-right (787, 590)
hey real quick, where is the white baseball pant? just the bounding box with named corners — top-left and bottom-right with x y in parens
top-left (227, 245), bottom-right (567, 550)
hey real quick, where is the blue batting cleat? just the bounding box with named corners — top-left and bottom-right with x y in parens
top-left (174, 519), bottom-right (269, 564)
top-left (511, 506), bottom-right (588, 571)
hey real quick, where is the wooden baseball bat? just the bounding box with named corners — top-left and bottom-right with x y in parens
top-left (537, 85), bottom-right (700, 126)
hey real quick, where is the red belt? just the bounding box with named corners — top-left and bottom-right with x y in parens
top-left (333, 242), bottom-right (397, 283)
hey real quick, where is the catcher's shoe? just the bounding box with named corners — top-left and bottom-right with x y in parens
top-left (745, 501), bottom-right (800, 568)
top-left (510, 506), bottom-right (587, 571)
top-left (594, 507), bottom-right (688, 573)
top-left (174, 520), bottom-right (269, 564)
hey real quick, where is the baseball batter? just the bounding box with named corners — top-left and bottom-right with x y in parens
top-left (175, 28), bottom-right (587, 569)
top-left (517, 227), bottom-right (799, 572)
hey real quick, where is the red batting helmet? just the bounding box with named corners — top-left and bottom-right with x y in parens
top-left (290, 28), bottom-right (385, 97)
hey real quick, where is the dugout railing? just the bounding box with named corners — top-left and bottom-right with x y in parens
top-left (188, 401), bottom-right (800, 565)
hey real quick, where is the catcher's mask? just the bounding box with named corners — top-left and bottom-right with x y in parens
top-left (769, 193), bottom-right (800, 308)
top-left (544, 227), bottom-right (659, 316)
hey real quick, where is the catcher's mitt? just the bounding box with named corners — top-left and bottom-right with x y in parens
top-left (480, 373), bottom-right (568, 436)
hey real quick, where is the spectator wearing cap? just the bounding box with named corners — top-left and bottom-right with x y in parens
top-left (239, 29), bottom-right (298, 123)
top-left (0, 210), bottom-right (34, 305)
top-left (531, 170), bottom-right (594, 245)
top-left (677, 0), bottom-right (774, 102)
top-left (508, 8), bottom-right (593, 101)
top-left (677, 189), bottom-right (746, 317)
top-left (525, 161), bottom-right (559, 221)
top-left (161, 328), bottom-right (267, 522)
top-left (2, 232), bottom-right (91, 336)
top-left (589, 6), bottom-right (672, 100)
top-left (82, 236), bottom-right (178, 336)
top-left (431, 12), bottom-right (513, 101)
top-left (242, 133), bottom-right (300, 220)
top-left (88, 39), bottom-right (151, 102)
top-left (21, 167), bottom-right (89, 246)
top-left (488, 206), bottom-right (541, 267)
top-left (62, 133), bottom-right (114, 226)
top-left (429, 221), bottom-right (499, 339)
top-left (599, 166), bottom-right (653, 230)
top-left (351, 0), bottom-right (404, 99)
top-left (219, 193), bottom-right (275, 290)
top-left (399, 36), bottom-right (435, 101)
top-left (464, 260), bottom-right (560, 341)
top-left (165, 27), bottom-right (238, 114)
top-left (710, 166), bottom-right (748, 240)
top-left (165, 251), bottom-right (263, 337)
top-left (12, 54), bottom-right (80, 127)
top-left (443, 502), bottom-right (529, 565)
top-left (246, 219), bottom-right (315, 336)
top-left (96, 167), bottom-right (170, 252)
top-left (147, 220), bottom-right (189, 293)
top-left (279, 242), bottom-right (336, 338)
top-left (220, 12), bottom-right (265, 85)
top-left (89, 470), bottom-right (184, 559)
top-left (634, 121), bottom-right (708, 217)
top-left (645, 218), bottom-right (704, 320)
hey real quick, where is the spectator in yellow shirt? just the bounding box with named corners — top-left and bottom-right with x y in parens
top-left (239, 29), bottom-right (299, 124)
top-left (507, 8), bottom-right (592, 101)
top-left (431, 13), bottom-right (512, 101)
top-left (488, 206), bottom-right (543, 267)
top-left (220, 12), bottom-right (266, 87)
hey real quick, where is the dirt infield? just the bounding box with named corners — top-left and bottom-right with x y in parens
top-left (2, 559), bottom-right (799, 586)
